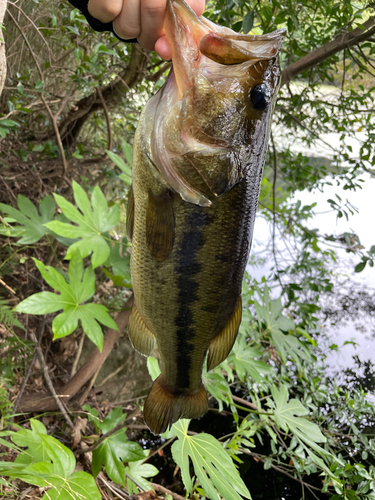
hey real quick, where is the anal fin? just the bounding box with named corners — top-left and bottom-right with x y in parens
top-left (128, 303), bottom-right (156, 356)
top-left (207, 297), bottom-right (242, 371)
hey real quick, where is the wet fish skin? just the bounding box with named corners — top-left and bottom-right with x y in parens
top-left (127, 0), bottom-right (285, 434)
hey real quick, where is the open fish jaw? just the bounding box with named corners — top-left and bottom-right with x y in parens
top-left (147, 0), bottom-right (285, 206)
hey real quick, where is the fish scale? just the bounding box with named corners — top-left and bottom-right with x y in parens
top-left (126, 0), bottom-right (285, 434)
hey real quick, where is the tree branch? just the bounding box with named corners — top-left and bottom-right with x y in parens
top-left (18, 296), bottom-right (133, 413)
top-left (58, 46), bottom-right (148, 147)
top-left (281, 16), bottom-right (375, 87)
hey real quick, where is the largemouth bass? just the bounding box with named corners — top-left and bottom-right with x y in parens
top-left (127, 0), bottom-right (285, 435)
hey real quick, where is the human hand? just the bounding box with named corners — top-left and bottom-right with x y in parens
top-left (87, 0), bottom-right (205, 59)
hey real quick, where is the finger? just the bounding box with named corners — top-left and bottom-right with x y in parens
top-left (87, 0), bottom-right (123, 23)
top-left (154, 0), bottom-right (205, 59)
top-left (137, 0), bottom-right (167, 52)
top-left (186, 0), bottom-right (205, 17)
top-left (155, 35), bottom-right (171, 60)
top-left (113, 0), bottom-right (142, 40)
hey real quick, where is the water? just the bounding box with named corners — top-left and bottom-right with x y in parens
top-left (250, 130), bottom-right (375, 377)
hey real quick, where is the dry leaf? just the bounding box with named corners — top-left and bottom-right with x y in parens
top-left (71, 416), bottom-right (88, 449)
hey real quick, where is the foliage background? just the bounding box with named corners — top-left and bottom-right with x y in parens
top-left (0, 0), bottom-right (375, 499)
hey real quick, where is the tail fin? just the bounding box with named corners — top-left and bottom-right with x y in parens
top-left (143, 375), bottom-right (208, 435)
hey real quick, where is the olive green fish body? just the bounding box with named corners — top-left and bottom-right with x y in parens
top-left (128, 0), bottom-right (285, 434)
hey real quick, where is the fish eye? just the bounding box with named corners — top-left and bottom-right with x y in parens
top-left (250, 84), bottom-right (272, 110)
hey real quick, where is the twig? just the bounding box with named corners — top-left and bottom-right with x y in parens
top-left (270, 131), bottom-right (283, 289)
top-left (76, 408), bottom-right (141, 455)
top-left (125, 472), bottom-right (145, 492)
top-left (142, 437), bottom-right (176, 464)
top-left (98, 88), bottom-right (113, 151)
top-left (10, 318), bottom-right (46, 420)
top-left (7, 9), bottom-right (70, 184)
top-left (231, 395), bottom-right (258, 411)
top-left (96, 352), bottom-right (135, 388)
top-left (99, 474), bottom-right (132, 500)
top-left (29, 331), bottom-right (74, 430)
top-left (8, 1), bottom-right (52, 62)
top-left (0, 278), bottom-right (16, 295)
top-left (151, 482), bottom-right (185, 500)
top-left (239, 449), bottom-right (323, 493)
top-left (41, 95), bottom-right (70, 183)
top-left (71, 330), bottom-right (85, 377)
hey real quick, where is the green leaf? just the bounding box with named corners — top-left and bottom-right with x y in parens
top-left (270, 386), bottom-right (327, 454)
top-left (92, 430), bottom-right (145, 483)
top-left (230, 335), bottom-right (274, 383)
top-left (106, 150), bottom-right (132, 185)
top-left (45, 181), bottom-right (119, 268)
top-left (147, 356), bottom-right (161, 381)
top-left (171, 420), bottom-right (251, 500)
top-left (242, 10), bottom-right (254, 33)
top-left (14, 254), bottom-right (117, 350)
top-left (0, 419), bottom-right (101, 500)
top-left (354, 261), bottom-right (366, 273)
top-left (104, 239), bottom-right (131, 279)
top-left (0, 195), bottom-right (55, 244)
top-left (121, 139), bottom-right (133, 167)
top-left (125, 451), bottom-right (158, 495)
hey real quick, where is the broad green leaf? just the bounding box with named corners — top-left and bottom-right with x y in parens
top-left (171, 419), bottom-right (251, 500)
top-left (147, 356), bottom-right (161, 381)
top-left (101, 406), bottom-right (127, 434)
top-left (204, 370), bottom-right (234, 412)
top-left (0, 195), bottom-right (55, 244)
top-left (14, 254), bottom-right (118, 350)
top-left (242, 10), bottom-right (254, 33)
top-left (45, 181), bottom-right (119, 268)
top-left (41, 471), bottom-right (102, 500)
top-left (1, 420), bottom-right (101, 500)
top-left (254, 292), bottom-right (310, 363)
top-left (230, 335), bottom-right (273, 383)
top-left (125, 451), bottom-right (158, 495)
top-left (92, 430), bottom-right (145, 483)
top-left (121, 139), bottom-right (133, 167)
top-left (104, 239), bottom-right (131, 280)
top-left (270, 385), bottom-right (327, 454)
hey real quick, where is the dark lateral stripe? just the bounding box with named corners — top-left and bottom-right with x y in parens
top-left (174, 207), bottom-right (209, 390)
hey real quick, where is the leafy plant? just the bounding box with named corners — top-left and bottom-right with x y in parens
top-left (14, 253), bottom-right (117, 350)
top-left (0, 419), bottom-right (101, 500)
top-left (106, 139), bottom-right (133, 186)
top-left (45, 181), bottom-right (120, 268)
top-left (0, 195), bottom-right (55, 244)
top-left (170, 419), bottom-right (251, 500)
top-left (0, 296), bottom-right (23, 329)
top-left (84, 405), bottom-right (156, 491)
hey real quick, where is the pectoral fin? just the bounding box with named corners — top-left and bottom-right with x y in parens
top-left (146, 190), bottom-right (175, 262)
top-left (126, 185), bottom-right (135, 241)
top-left (207, 297), bottom-right (242, 371)
top-left (128, 303), bottom-right (156, 356)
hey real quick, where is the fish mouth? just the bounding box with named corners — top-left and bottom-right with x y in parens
top-left (165, 0), bottom-right (285, 97)
top-left (148, 0), bottom-right (285, 207)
